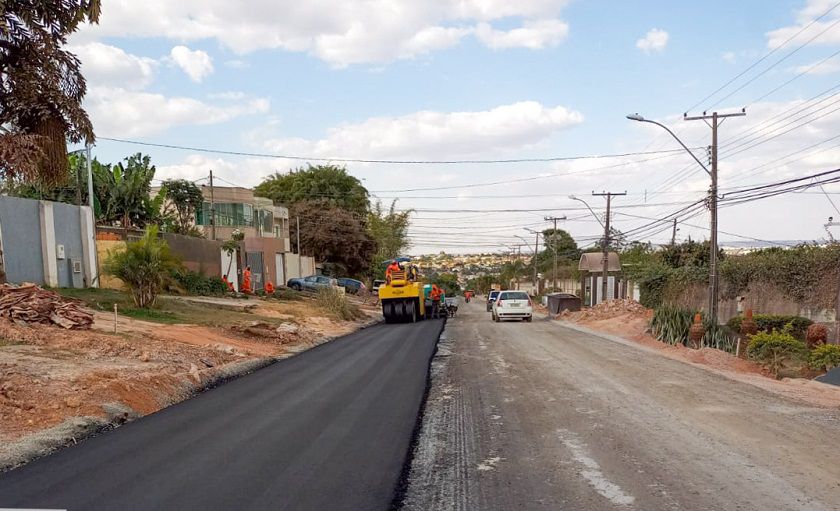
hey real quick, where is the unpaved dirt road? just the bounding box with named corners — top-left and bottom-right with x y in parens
top-left (402, 301), bottom-right (840, 510)
top-left (0, 320), bottom-right (442, 511)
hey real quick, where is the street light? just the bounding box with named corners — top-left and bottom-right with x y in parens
top-left (68, 143), bottom-right (94, 210)
top-left (627, 113), bottom-right (718, 324)
top-left (569, 195), bottom-right (605, 228)
top-left (521, 230), bottom-right (540, 291)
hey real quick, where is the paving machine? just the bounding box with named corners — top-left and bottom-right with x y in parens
top-left (379, 258), bottom-right (426, 323)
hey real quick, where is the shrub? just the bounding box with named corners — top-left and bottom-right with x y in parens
top-left (747, 330), bottom-right (808, 378)
top-left (805, 324), bottom-right (828, 348)
top-left (727, 314), bottom-right (812, 340)
top-left (170, 269), bottom-right (227, 296)
top-left (649, 306), bottom-right (735, 351)
top-left (104, 226), bottom-right (182, 308)
top-left (809, 344), bottom-right (840, 371)
top-left (316, 287), bottom-right (363, 321)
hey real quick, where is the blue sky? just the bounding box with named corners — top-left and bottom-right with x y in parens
top-left (68, 0), bottom-right (840, 253)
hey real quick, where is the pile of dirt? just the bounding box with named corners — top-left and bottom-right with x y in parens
top-left (564, 298), bottom-right (651, 321)
top-left (0, 284), bottom-right (93, 329)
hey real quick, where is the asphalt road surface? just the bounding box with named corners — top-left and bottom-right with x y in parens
top-left (0, 320), bottom-right (443, 511)
top-left (402, 300), bottom-right (840, 510)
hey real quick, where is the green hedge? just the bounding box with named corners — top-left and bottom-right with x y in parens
top-left (170, 270), bottom-right (228, 296)
top-left (727, 314), bottom-right (812, 340)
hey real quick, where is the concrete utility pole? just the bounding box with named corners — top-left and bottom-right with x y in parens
top-left (684, 110), bottom-right (746, 326)
top-left (544, 215), bottom-right (567, 292)
top-left (86, 143), bottom-right (94, 211)
top-left (592, 192), bottom-right (625, 304)
top-left (209, 170), bottom-right (216, 241)
top-left (671, 218), bottom-right (679, 245)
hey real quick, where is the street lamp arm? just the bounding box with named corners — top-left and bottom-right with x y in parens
top-left (569, 196), bottom-right (605, 229)
top-left (627, 115), bottom-right (710, 176)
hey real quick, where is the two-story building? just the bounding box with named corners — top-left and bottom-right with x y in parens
top-left (152, 185), bottom-right (314, 291)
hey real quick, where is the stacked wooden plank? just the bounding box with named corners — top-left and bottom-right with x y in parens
top-left (0, 284), bottom-right (93, 329)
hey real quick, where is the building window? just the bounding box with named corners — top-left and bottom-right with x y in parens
top-left (196, 202), bottom-right (255, 227)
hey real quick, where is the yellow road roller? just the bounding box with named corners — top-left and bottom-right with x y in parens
top-left (379, 261), bottom-right (425, 323)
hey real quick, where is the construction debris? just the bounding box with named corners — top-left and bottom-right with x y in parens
top-left (0, 284), bottom-right (93, 329)
top-left (570, 298), bottom-right (650, 321)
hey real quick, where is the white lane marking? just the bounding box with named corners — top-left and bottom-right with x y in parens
top-left (477, 456), bottom-right (502, 471)
top-left (558, 429), bottom-right (635, 506)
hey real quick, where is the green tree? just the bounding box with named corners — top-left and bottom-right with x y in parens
top-left (104, 225), bottom-right (183, 308)
top-left (96, 153), bottom-right (158, 228)
top-left (367, 200), bottom-right (411, 278)
top-left (291, 199), bottom-right (376, 277)
top-left (161, 179), bottom-right (204, 236)
top-left (429, 272), bottom-right (461, 296)
top-left (255, 164), bottom-right (369, 217)
top-left (536, 228), bottom-right (579, 275)
top-left (0, 1), bottom-right (101, 184)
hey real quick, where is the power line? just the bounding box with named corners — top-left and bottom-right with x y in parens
top-left (99, 136), bottom-right (696, 166)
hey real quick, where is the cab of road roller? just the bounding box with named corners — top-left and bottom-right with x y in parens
top-left (379, 265), bottom-right (426, 323)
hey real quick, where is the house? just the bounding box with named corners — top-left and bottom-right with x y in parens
top-left (578, 252), bottom-right (635, 306)
top-left (151, 185), bottom-right (314, 290)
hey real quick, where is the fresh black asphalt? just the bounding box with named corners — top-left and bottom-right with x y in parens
top-left (0, 320), bottom-right (443, 511)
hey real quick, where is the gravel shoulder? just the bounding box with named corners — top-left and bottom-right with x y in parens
top-left (402, 301), bottom-right (840, 510)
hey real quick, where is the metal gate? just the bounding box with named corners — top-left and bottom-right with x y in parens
top-left (245, 251), bottom-right (264, 292)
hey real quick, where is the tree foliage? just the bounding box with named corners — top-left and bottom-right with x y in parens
top-left (161, 178), bottom-right (204, 236)
top-left (103, 226), bottom-right (183, 308)
top-left (0, 1), bottom-right (101, 184)
top-left (428, 272), bottom-right (461, 296)
top-left (290, 199), bottom-right (376, 277)
top-left (255, 164), bottom-right (370, 217)
top-left (367, 200), bottom-right (411, 278)
top-left (95, 153), bottom-right (159, 228)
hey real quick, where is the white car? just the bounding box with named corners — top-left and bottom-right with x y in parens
top-left (491, 290), bottom-right (533, 322)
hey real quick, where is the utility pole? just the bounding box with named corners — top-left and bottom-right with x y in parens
top-left (533, 231), bottom-right (539, 292)
top-left (671, 218), bottom-right (679, 245)
top-left (296, 216), bottom-right (302, 276)
top-left (85, 142), bottom-right (94, 211)
top-left (208, 170), bottom-right (216, 241)
top-left (684, 110), bottom-right (746, 326)
top-left (592, 192), bottom-right (625, 304)
top-left (544, 216), bottom-right (567, 292)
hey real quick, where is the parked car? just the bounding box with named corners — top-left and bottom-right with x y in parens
top-left (286, 275), bottom-right (338, 292)
top-left (371, 279), bottom-right (386, 294)
top-left (486, 290), bottom-right (501, 312)
top-left (337, 277), bottom-right (366, 295)
top-left (491, 290), bottom-right (533, 322)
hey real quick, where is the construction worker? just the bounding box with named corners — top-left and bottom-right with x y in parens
top-left (222, 274), bottom-right (235, 293)
top-left (385, 259), bottom-right (401, 284)
top-left (408, 264), bottom-right (419, 282)
top-left (242, 266), bottom-right (252, 294)
top-left (431, 284), bottom-right (443, 319)
top-left (264, 273), bottom-right (275, 295)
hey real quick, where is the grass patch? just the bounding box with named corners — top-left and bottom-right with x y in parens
top-left (316, 287), bottom-right (364, 321)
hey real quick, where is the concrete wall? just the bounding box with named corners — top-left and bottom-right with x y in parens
top-left (666, 280), bottom-right (835, 323)
top-left (0, 197), bottom-right (96, 287)
top-left (0, 196), bottom-right (45, 284)
top-left (160, 233), bottom-right (222, 277)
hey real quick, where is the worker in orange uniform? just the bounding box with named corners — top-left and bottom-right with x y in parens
top-left (385, 259), bottom-right (401, 284)
top-left (222, 274), bottom-right (235, 293)
top-left (242, 266), bottom-right (252, 294)
top-left (264, 275), bottom-right (275, 296)
top-left (431, 284), bottom-right (443, 319)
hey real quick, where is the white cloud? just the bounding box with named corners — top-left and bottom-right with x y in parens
top-left (766, 0), bottom-right (840, 48)
top-left (168, 46), bottom-right (214, 82)
top-left (722, 51), bottom-right (736, 63)
top-left (69, 42), bottom-right (157, 90)
top-left (86, 87), bottom-right (269, 137)
top-left (636, 28), bottom-right (669, 53)
top-left (792, 56), bottom-right (840, 75)
top-left (474, 19), bottom-right (569, 49)
top-left (157, 155), bottom-right (277, 185)
top-left (74, 0), bottom-right (571, 66)
top-left (261, 101), bottom-right (583, 159)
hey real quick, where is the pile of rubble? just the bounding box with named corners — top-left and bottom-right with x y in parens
top-left (574, 298), bottom-right (650, 321)
top-left (0, 284), bottom-right (93, 329)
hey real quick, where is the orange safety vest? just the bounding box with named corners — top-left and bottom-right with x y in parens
top-left (264, 281), bottom-right (275, 294)
top-left (431, 286), bottom-right (442, 301)
top-left (386, 263), bottom-right (400, 277)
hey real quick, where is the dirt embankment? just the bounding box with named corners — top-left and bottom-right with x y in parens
top-left (0, 294), bottom-right (381, 469)
top-left (560, 299), bottom-right (840, 409)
